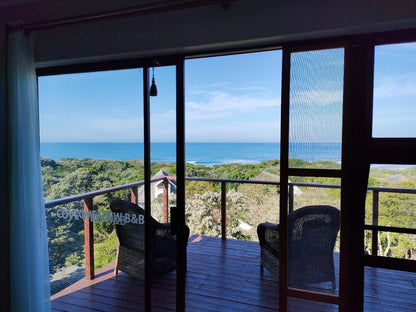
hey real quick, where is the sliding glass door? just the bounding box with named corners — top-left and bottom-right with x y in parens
top-left (38, 59), bottom-right (186, 312)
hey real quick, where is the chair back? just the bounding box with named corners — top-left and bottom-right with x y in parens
top-left (288, 205), bottom-right (340, 286)
top-left (110, 200), bottom-right (146, 252)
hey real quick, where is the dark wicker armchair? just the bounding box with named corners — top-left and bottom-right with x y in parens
top-left (257, 205), bottom-right (340, 289)
top-left (110, 199), bottom-right (189, 281)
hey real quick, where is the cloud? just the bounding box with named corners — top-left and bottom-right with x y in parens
top-left (186, 121), bottom-right (279, 142)
top-left (186, 91), bottom-right (280, 120)
top-left (187, 83), bottom-right (229, 95)
top-left (291, 89), bottom-right (343, 106)
top-left (374, 75), bottom-right (416, 99)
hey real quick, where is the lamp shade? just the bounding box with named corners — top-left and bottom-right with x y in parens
top-left (150, 78), bottom-right (157, 96)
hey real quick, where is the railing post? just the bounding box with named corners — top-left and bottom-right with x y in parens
top-left (130, 187), bottom-right (138, 205)
top-left (163, 178), bottom-right (169, 223)
top-left (221, 181), bottom-right (226, 240)
top-left (372, 190), bottom-right (379, 256)
top-left (84, 197), bottom-right (94, 280)
top-left (288, 183), bottom-right (294, 213)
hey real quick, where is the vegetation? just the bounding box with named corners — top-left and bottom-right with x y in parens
top-left (42, 157), bottom-right (416, 293)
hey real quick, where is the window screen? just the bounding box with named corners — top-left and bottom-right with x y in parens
top-left (289, 48), bottom-right (344, 169)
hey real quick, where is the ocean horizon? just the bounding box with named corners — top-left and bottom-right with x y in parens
top-left (40, 142), bottom-right (342, 166)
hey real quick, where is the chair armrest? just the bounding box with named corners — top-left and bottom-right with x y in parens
top-left (257, 222), bottom-right (280, 246)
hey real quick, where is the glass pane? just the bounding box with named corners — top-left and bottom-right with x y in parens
top-left (184, 51), bottom-right (282, 311)
top-left (149, 65), bottom-right (177, 310)
top-left (184, 51), bottom-right (281, 239)
top-left (373, 42), bottom-right (416, 138)
top-left (365, 164), bottom-right (416, 258)
top-left (39, 69), bottom-right (145, 311)
top-left (289, 48), bottom-right (344, 168)
top-left (47, 202), bottom-right (85, 295)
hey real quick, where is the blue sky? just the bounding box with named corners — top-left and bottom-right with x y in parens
top-left (38, 44), bottom-right (415, 143)
top-left (39, 50), bottom-right (281, 143)
top-left (373, 42), bottom-right (416, 137)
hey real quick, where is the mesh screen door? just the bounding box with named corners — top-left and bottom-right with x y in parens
top-left (280, 46), bottom-right (345, 312)
top-left (289, 49), bottom-right (343, 168)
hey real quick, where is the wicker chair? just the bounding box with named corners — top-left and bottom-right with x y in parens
top-left (110, 199), bottom-right (189, 281)
top-left (257, 205), bottom-right (340, 290)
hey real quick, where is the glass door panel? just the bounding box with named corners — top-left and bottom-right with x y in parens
top-left (149, 65), bottom-right (177, 311)
top-left (39, 68), bottom-right (145, 311)
top-left (184, 51), bottom-right (282, 311)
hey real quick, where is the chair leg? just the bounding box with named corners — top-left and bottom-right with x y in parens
top-left (114, 246), bottom-right (120, 276)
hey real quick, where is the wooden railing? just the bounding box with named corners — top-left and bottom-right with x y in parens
top-left (45, 176), bottom-right (416, 280)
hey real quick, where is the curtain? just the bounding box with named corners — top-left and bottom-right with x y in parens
top-left (8, 31), bottom-right (51, 312)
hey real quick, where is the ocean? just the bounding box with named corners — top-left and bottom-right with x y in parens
top-left (40, 143), bottom-right (342, 166)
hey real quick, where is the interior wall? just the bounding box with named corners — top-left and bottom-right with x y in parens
top-left (28, 0), bottom-right (416, 67)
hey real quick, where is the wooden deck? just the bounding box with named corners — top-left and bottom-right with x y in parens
top-left (51, 235), bottom-right (416, 312)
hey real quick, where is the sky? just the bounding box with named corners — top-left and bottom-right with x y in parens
top-left (38, 43), bottom-right (416, 143)
top-left (39, 50), bottom-right (281, 143)
top-left (373, 42), bottom-right (416, 137)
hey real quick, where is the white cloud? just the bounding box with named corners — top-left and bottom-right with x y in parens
top-left (186, 91), bottom-right (280, 119)
top-left (186, 121), bottom-right (279, 142)
top-left (187, 83), bottom-right (229, 95)
top-left (292, 89), bottom-right (343, 106)
top-left (374, 75), bottom-right (416, 99)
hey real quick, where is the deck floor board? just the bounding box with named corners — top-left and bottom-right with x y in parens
top-left (51, 235), bottom-right (416, 311)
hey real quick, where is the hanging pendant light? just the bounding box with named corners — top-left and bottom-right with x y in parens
top-left (150, 67), bottom-right (158, 97)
